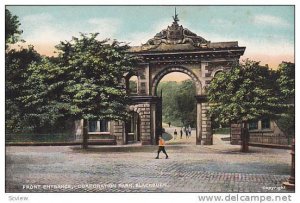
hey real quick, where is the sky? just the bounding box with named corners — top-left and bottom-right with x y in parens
top-left (7, 5), bottom-right (294, 81)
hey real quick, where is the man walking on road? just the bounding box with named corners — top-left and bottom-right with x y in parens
top-left (188, 125), bottom-right (192, 137)
top-left (174, 129), bottom-right (178, 140)
top-left (156, 136), bottom-right (169, 159)
top-left (180, 128), bottom-right (183, 139)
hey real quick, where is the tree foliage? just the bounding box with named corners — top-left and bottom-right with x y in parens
top-left (276, 62), bottom-right (295, 138)
top-left (5, 45), bottom-right (42, 133)
top-left (5, 9), bottom-right (43, 133)
top-left (175, 80), bottom-right (197, 127)
top-left (157, 80), bottom-right (196, 127)
top-left (207, 60), bottom-right (280, 125)
top-left (21, 58), bottom-right (67, 132)
top-left (277, 62), bottom-right (295, 101)
top-left (5, 9), bottom-right (23, 47)
top-left (25, 33), bottom-right (138, 123)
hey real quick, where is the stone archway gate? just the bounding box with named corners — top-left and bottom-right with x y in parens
top-left (111, 14), bottom-right (245, 145)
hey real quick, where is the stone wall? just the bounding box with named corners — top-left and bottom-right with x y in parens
top-left (230, 122), bottom-right (290, 146)
top-left (249, 132), bottom-right (290, 145)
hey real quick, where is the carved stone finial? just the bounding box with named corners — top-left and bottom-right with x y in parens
top-left (173, 7), bottom-right (179, 24)
top-left (143, 8), bottom-right (209, 47)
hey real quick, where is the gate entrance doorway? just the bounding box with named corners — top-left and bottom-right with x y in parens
top-left (156, 72), bottom-right (197, 145)
top-left (110, 12), bottom-right (245, 145)
top-left (125, 112), bottom-right (141, 144)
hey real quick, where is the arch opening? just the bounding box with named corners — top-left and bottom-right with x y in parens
top-left (154, 68), bottom-right (200, 145)
top-left (125, 111), bottom-right (141, 144)
top-left (126, 75), bottom-right (138, 95)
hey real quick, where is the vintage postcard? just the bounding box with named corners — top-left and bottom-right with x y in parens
top-left (4, 3), bottom-right (296, 203)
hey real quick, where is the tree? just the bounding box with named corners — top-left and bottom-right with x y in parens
top-left (25, 33), bottom-right (138, 148)
top-left (157, 80), bottom-right (197, 127)
top-left (276, 62), bottom-right (295, 140)
top-left (277, 62), bottom-right (295, 100)
top-left (21, 57), bottom-right (66, 133)
top-left (207, 60), bottom-right (281, 152)
top-left (6, 46), bottom-right (42, 133)
top-left (5, 9), bottom-right (23, 48)
top-left (157, 81), bottom-right (180, 125)
top-left (175, 80), bottom-right (196, 127)
top-left (5, 9), bottom-right (42, 133)
top-left (277, 62), bottom-right (295, 189)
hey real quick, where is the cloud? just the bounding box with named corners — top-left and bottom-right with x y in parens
top-left (18, 15), bottom-right (122, 55)
top-left (21, 13), bottom-right (69, 42)
top-left (22, 13), bottom-right (54, 24)
top-left (121, 18), bottom-right (171, 45)
top-left (252, 14), bottom-right (291, 27)
top-left (121, 31), bottom-right (154, 46)
top-left (153, 19), bottom-right (173, 32)
top-left (190, 28), bottom-right (293, 56)
top-left (24, 17), bottom-right (121, 43)
top-left (238, 37), bottom-right (293, 56)
top-left (209, 19), bottom-right (235, 29)
top-left (87, 18), bottom-right (121, 39)
top-left (186, 28), bottom-right (294, 68)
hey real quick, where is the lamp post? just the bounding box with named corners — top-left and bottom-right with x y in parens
top-left (283, 138), bottom-right (295, 190)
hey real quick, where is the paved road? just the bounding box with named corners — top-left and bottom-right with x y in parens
top-left (6, 141), bottom-right (292, 193)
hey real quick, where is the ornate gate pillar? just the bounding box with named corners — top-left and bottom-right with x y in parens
top-left (196, 95), bottom-right (213, 145)
top-left (139, 103), bottom-right (152, 145)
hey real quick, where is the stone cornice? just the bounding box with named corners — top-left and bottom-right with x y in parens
top-left (129, 46), bottom-right (246, 56)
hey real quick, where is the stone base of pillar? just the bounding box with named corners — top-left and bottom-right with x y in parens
top-left (202, 137), bottom-right (213, 145)
top-left (116, 139), bottom-right (124, 145)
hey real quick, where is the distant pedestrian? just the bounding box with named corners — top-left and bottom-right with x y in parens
top-left (168, 122), bottom-right (171, 127)
top-left (188, 125), bottom-right (192, 137)
top-left (174, 129), bottom-right (178, 140)
top-left (185, 129), bottom-right (188, 139)
top-left (156, 136), bottom-right (169, 159)
top-left (180, 129), bottom-right (183, 139)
